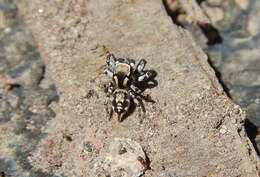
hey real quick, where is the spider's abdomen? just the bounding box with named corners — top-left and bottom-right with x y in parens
top-left (112, 89), bottom-right (131, 121)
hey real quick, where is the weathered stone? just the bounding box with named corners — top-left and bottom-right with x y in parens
top-left (201, 2), bottom-right (224, 24)
top-left (248, 13), bottom-right (260, 35)
top-left (104, 138), bottom-right (147, 177)
top-left (6, 0), bottom-right (260, 176)
top-left (0, 2), bottom-right (58, 176)
top-left (203, 0), bottom-right (260, 130)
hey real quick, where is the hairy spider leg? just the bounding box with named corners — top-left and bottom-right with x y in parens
top-left (107, 54), bottom-right (116, 71)
top-left (137, 72), bottom-right (152, 82)
top-left (136, 59), bottom-right (147, 72)
top-left (106, 82), bottom-right (114, 96)
top-left (128, 59), bottom-right (135, 68)
top-left (130, 84), bottom-right (142, 94)
top-left (130, 90), bottom-right (145, 113)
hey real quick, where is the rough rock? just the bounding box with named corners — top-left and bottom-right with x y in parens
top-left (166, 0), bottom-right (210, 24)
top-left (166, 0), bottom-right (260, 153)
top-left (5, 0), bottom-right (260, 176)
top-left (0, 2), bottom-right (58, 176)
top-left (201, 0), bottom-right (260, 129)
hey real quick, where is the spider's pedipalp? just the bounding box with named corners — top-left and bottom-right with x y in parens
top-left (103, 82), bottom-right (114, 97)
top-left (104, 68), bottom-right (114, 78)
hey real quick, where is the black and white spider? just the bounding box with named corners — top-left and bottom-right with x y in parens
top-left (104, 51), bottom-right (154, 122)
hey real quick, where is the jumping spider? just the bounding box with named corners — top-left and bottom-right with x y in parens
top-left (104, 51), bottom-right (155, 122)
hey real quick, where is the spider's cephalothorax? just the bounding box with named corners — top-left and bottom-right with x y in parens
top-left (104, 52), bottom-right (153, 122)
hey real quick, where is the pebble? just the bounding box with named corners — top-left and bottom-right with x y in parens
top-left (38, 8), bottom-right (44, 13)
top-left (220, 126), bottom-right (227, 134)
top-left (104, 138), bottom-right (147, 176)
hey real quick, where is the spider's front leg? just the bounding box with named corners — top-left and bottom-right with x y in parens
top-left (126, 58), bottom-right (135, 68)
top-left (135, 59), bottom-right (152, 82)
top-left (137, 72), bottom-right (152, 82)
top-left (106, 54), bottom-right (116, 71)
top-left (136, 59), bottom-right (146, 72)
top-left (103, 81), bottom-right (115, 121)
top-left (104, 67), bottom-right (115, 96)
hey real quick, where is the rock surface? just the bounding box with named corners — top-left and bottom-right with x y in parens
top-left (165, 0), bottom-right (260, 154)
top-left (165, 0), bottom-right (210, 24)
top-left (0, 0), bottom-right (259, 176)
top-left (204, 0), bottom-right (260, 156)
top-left (0, 1), bottom-right (58, 176)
